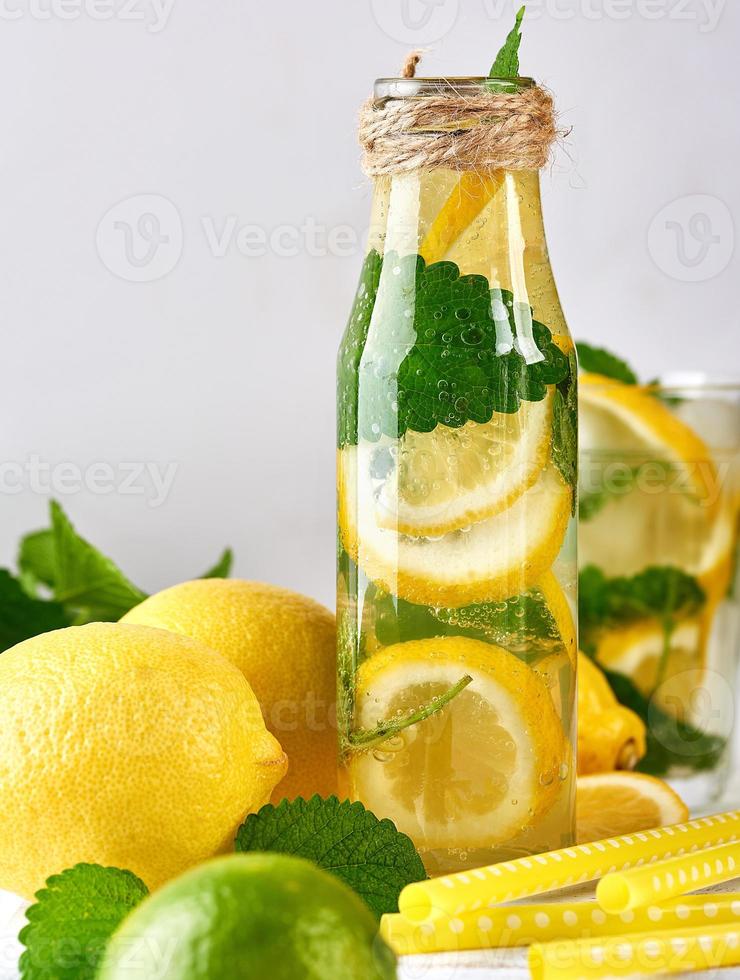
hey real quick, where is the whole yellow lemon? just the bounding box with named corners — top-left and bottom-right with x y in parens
top-left (0, 622), bottom-right (287, 899)
top-left (123, 579), bottom-right (337, 802)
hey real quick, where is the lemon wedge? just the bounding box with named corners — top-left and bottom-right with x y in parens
top-left (339, 458), bottom-right (571, 608)
top-left (580, 372), bottom-right (718, 507)
top-left (348, 636), bottom-right (567, 853)
top-left (356, 393), bottom-right (553, 537)
top-left (576, 772), bottom-right (688, 844)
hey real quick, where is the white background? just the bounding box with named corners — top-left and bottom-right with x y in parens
top-left (0, 0), bottom-right (738, 609)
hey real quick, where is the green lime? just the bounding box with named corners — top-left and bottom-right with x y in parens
top-left (98, 853), bottom-right (396, 980)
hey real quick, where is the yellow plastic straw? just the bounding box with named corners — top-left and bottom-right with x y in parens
top-left (381, 895), bottom-right (740, 955)
top-left (398, 810), bottom-right (740, 922)
top-left (529, 922), bottom-right (740, 980)
top-left (597, 839), bottom-right (740, 913)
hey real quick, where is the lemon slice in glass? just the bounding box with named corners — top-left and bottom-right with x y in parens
top-left (339, 460), bottom-right (571, 608)
top-left (349, 637), bottom-right (567, 854)
top-left (357, 393), bottom-right (553, 538)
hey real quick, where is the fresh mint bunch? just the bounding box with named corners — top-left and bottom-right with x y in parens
top-left (19, 865), bottom-right (149, 980)
top-left (236, 795), bottom-right (426, 918)
top-left (0, 500), bottom-right (233, 653)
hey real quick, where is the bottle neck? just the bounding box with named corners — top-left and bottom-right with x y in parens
top-left (367, 168), bottom-right (558, 329)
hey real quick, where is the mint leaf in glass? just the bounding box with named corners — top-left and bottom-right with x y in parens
top-left (19, 864), bottom-right (148, 980)
top-left (340, 249), bottom-right (569, 444)
top-left (552, 349), bottom-right (578, 505)
top-left (235, 795), bottom-right (426, 918)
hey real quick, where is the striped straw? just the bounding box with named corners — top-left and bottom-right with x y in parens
top-left (597, 839), bottom-right (740, 913)
top-left (381, 894), bottom-right (740, 955)
top-left (529, 922), bottom-right (740, 980)
top-left (398, 810), bottom-right (740, 922)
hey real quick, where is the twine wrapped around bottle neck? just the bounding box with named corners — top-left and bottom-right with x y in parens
top-left (358, 54), bottom-right (560, 177)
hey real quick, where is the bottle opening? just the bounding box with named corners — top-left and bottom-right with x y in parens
top-left (373, 76), bottom-right (535, 105)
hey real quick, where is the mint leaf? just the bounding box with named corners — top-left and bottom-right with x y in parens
top-left (235, 796), bottom-right (426, 918)
top-left (349, 674), bottom-right (472, 750)
top-left (50, 501), bottom-right (147, 621)
top-left (18, 529), bottom-right (56, 595)
top-left (371, 585), bottom-right (564, 661)
top-left (602, 667), bottom-right (726, 776)
top-left (576, 342), bottom-right (638, 385)
top-left (579, 565), bottom-right (705, 639)
top-left (552, 350), bottom-right (577, 508)
top-left (489, 5), bottom-right (525, 77)
top-left (339, 249), bottom-right (569, 445)
top-left (338, 248), bottom-right (383, 446)
top-left (0, 569), bottom-right (70, 652)
top-left (201, 547), bottom-right (233, 579)
top-left (19, 864), bottom-right (148, 980)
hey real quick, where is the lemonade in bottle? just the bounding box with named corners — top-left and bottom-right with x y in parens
top-left (337, 23), bottom-right (577, 874)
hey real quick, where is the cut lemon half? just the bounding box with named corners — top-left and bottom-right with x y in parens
top-left (349, 636), bottom-right (567, 853)
top-left (580, 372), bottom-right (718, 508)
top-left (576, 772), bottom-right (688, 844)
top-left (357, 393), bottom-right (553, 537)
top-left (339, 459), bottom-right (572, 608)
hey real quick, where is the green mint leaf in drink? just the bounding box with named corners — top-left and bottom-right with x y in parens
top-left (200, 547), bottom-right (234, 579)
top-left (576, 341), bottom-right (639, 385)
top-left (338, 249), bottom-right (569, 445)
top-left (579, 564), bottom-right (705, 634)
top-left (552, 350), bottom-right (578, 508)
top-left (19, 864), bottom-right (149, 980)
top-left (235, 795), bottom-right (426, 918)
top-left (489, 5), bottom-right (526, 78)
top-left (49, 500), bottom-right (148, 622)
top-left (0, 569), bottom-right (70, 653)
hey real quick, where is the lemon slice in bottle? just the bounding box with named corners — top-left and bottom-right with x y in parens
top-left (349, 636), bottom-right (567, 853)
top-left (338, 459), bottom-right (571, 608)
top-left (357, 393), bottom-right (554, 538)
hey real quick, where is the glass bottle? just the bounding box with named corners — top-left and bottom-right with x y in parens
top-left (337, 78), bottom-right (577, 875)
